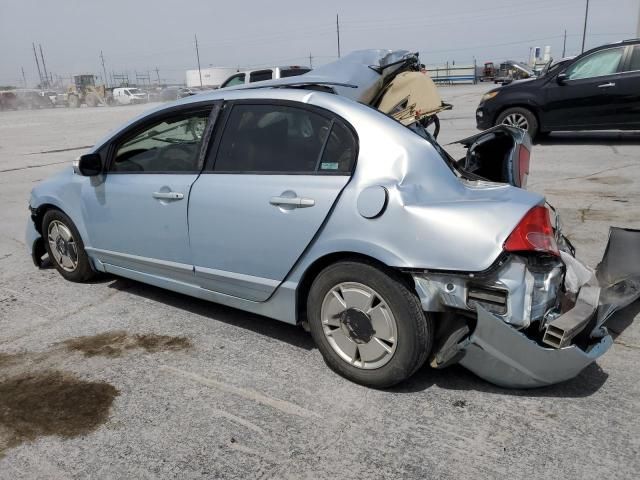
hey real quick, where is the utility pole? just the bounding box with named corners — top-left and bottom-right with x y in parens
top-left (309, 52), bottom-right (313, 69)
top-left (581, 0), bottom-right (590, 53)
top-left (194, 34), bottom-right (203, 87)
top-left (21, 67), bottom-right (27, 88)
top-left (32, 43), bottom-right (43, 87)
top-left (39, 44), bottom-right (49, 88)
top-left (637, 1), bottom-right (640, 37)
top-left (562, 29), bottom-right (567, 57)
top-left (336, 14), bottom-right (341, 58)
top-left (155, 67), bottom-right (161, 84)
top-left (100, 50), bottom-right (109, 88)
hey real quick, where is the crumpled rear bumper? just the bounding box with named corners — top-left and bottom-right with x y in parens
top-left (430, 227), bottom-right (639, 389)
top-left (458, 307), bottom-right (613, 388)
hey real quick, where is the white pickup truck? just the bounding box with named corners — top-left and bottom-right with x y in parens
top-left (112, 87), bottom-right (148, 105)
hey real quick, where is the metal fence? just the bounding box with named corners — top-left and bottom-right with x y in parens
top-left (427, 61), bottom-right (477, 84)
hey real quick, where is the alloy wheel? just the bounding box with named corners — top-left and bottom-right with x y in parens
top-left (501, 113), bottom-right (529, 130)
top-left (47, 220), bottom-right (78, 272)
top-left (320, 282), bottom-right (398, 369)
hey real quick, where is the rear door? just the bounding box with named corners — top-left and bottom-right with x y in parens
top-left (608, 44), bottom-right (640, 127)
top-left (188, 101), bottom-right (357, 301)
top-left (543, 46), bottom-right (625, 128)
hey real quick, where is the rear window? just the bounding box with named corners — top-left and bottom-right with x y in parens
top-left (280, 68), bottom-right (311, 78)
top-left (626, 45), bottom-right (640, 72)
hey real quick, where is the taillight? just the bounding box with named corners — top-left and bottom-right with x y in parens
top-left (504, 206), bottom-right (559, 256)
top-left (518, 145), bottom-right (530, 188)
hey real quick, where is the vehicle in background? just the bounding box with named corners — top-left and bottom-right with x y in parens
top-left (479, 62), bottom-right (496, 82)
top-left (13, 89), bottom-right (54, 109)
top-left (476, 39), bottom-right (640, 138)
top-left (539, 56), bottom-right (575, 78)
top-left (66, 74), bottom-right (111, 107)
top-left (177, 86), bottom-right (216, 99)
top-left (493, 61), bottom-right (534, 84)
top-left (219, 66), bottom-right (311, 88)
top-left (112, 87), bottom-right (148, 105)
top-left (0, 90), bottom-right (18, 110)
top-left (158, 86), bottom-right (181, 101)
top-left (185, 67), bottom-right (240, 88)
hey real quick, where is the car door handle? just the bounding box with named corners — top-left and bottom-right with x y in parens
top-left (152, 191), bottom-right (184, 200)
top-left (270, 196), bottom-right (315, 208)
top-left (598, 82), bottom-right (615, 88)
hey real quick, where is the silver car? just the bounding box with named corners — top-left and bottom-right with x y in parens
top-left (27, 51), bottom-right (638, 388)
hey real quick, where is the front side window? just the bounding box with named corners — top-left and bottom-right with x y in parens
top-left (213, 104), bottom-right (354, 173)
top-left (222, 74), bottom-right (245, 88)
top-left (111, 110), bottom-right (210, 172)
top-left (565, 47), bottom-right (624, 80)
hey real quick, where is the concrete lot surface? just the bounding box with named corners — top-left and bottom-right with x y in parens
top-left (1, 85), bottom-right (639, 479)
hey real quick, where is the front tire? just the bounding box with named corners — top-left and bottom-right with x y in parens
top-left (496, 107), bottom-right (538, 138)
top-left (42, 210), bottom-right (95, 282)
top-left (307, 261), bottom-right (433, 388)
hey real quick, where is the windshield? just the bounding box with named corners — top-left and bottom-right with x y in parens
top-left (128, 88), bottom-right (143, 94)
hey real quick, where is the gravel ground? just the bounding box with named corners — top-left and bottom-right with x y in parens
top-left (0, 86), bottom-right (639, 479)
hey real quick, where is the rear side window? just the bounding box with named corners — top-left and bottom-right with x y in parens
top-left (249, 70), bottom-right (273, 82)
top-left (566, 47), bottom-right (624, 80)
top-left (280, 68), bottom-right (311, 78)
top-left (625, 45), bottom-right (640, 72)
top-left (319, 122), bottom-right (356, 173)
top-left (213, 104), bottom-right (355, 174)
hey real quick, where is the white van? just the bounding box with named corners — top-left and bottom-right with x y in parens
top-left (112, 88), bottom-right (148, 105)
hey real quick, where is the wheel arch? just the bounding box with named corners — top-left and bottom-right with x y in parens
top-left (295, 251), bottom-right (415, 325)
top-left (494, 103), bottom-right (542, 130)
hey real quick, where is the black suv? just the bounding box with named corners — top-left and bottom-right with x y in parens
top-left (476, 38), bottom-right (640, 138)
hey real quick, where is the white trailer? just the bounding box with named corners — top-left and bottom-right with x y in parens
top-left (185, 68), bottom-right (241, 88)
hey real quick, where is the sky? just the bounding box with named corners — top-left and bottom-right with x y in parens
top-left (1, 0), bottom-right (638, 86)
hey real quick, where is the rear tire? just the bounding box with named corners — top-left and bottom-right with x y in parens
top-left (496, 107), bottom-right (538, 138)
top-left (42, 210), bottom-right (95, 282)
top-left (85, 93), bottom-right (99, 107)
top-left (307, 261), bottom-right (433, 388)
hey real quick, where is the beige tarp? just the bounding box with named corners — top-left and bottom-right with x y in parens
top-left (376, 71), bottom-right (448, 125)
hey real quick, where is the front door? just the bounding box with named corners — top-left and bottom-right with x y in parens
top-left (188, 102), bottom-right (357, 301)
top-left (82, 104), bottom-right (215, 281)
top-left (543, 46), bottom-right (625, 129)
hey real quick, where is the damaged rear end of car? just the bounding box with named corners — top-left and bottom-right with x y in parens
top-left (413, 208), bottom-right (640, 388)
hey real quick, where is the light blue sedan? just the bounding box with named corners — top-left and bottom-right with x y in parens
top-left (27, 52), bottom-right (635, 388)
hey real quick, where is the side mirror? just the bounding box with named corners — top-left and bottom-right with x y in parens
top-left (77, 153), bottom-right (102, 176)
top-left (556, 73), bottom-right (567, 85)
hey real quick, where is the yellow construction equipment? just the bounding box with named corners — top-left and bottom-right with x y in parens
top-left (66, 74), bottom-right (110, 107)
